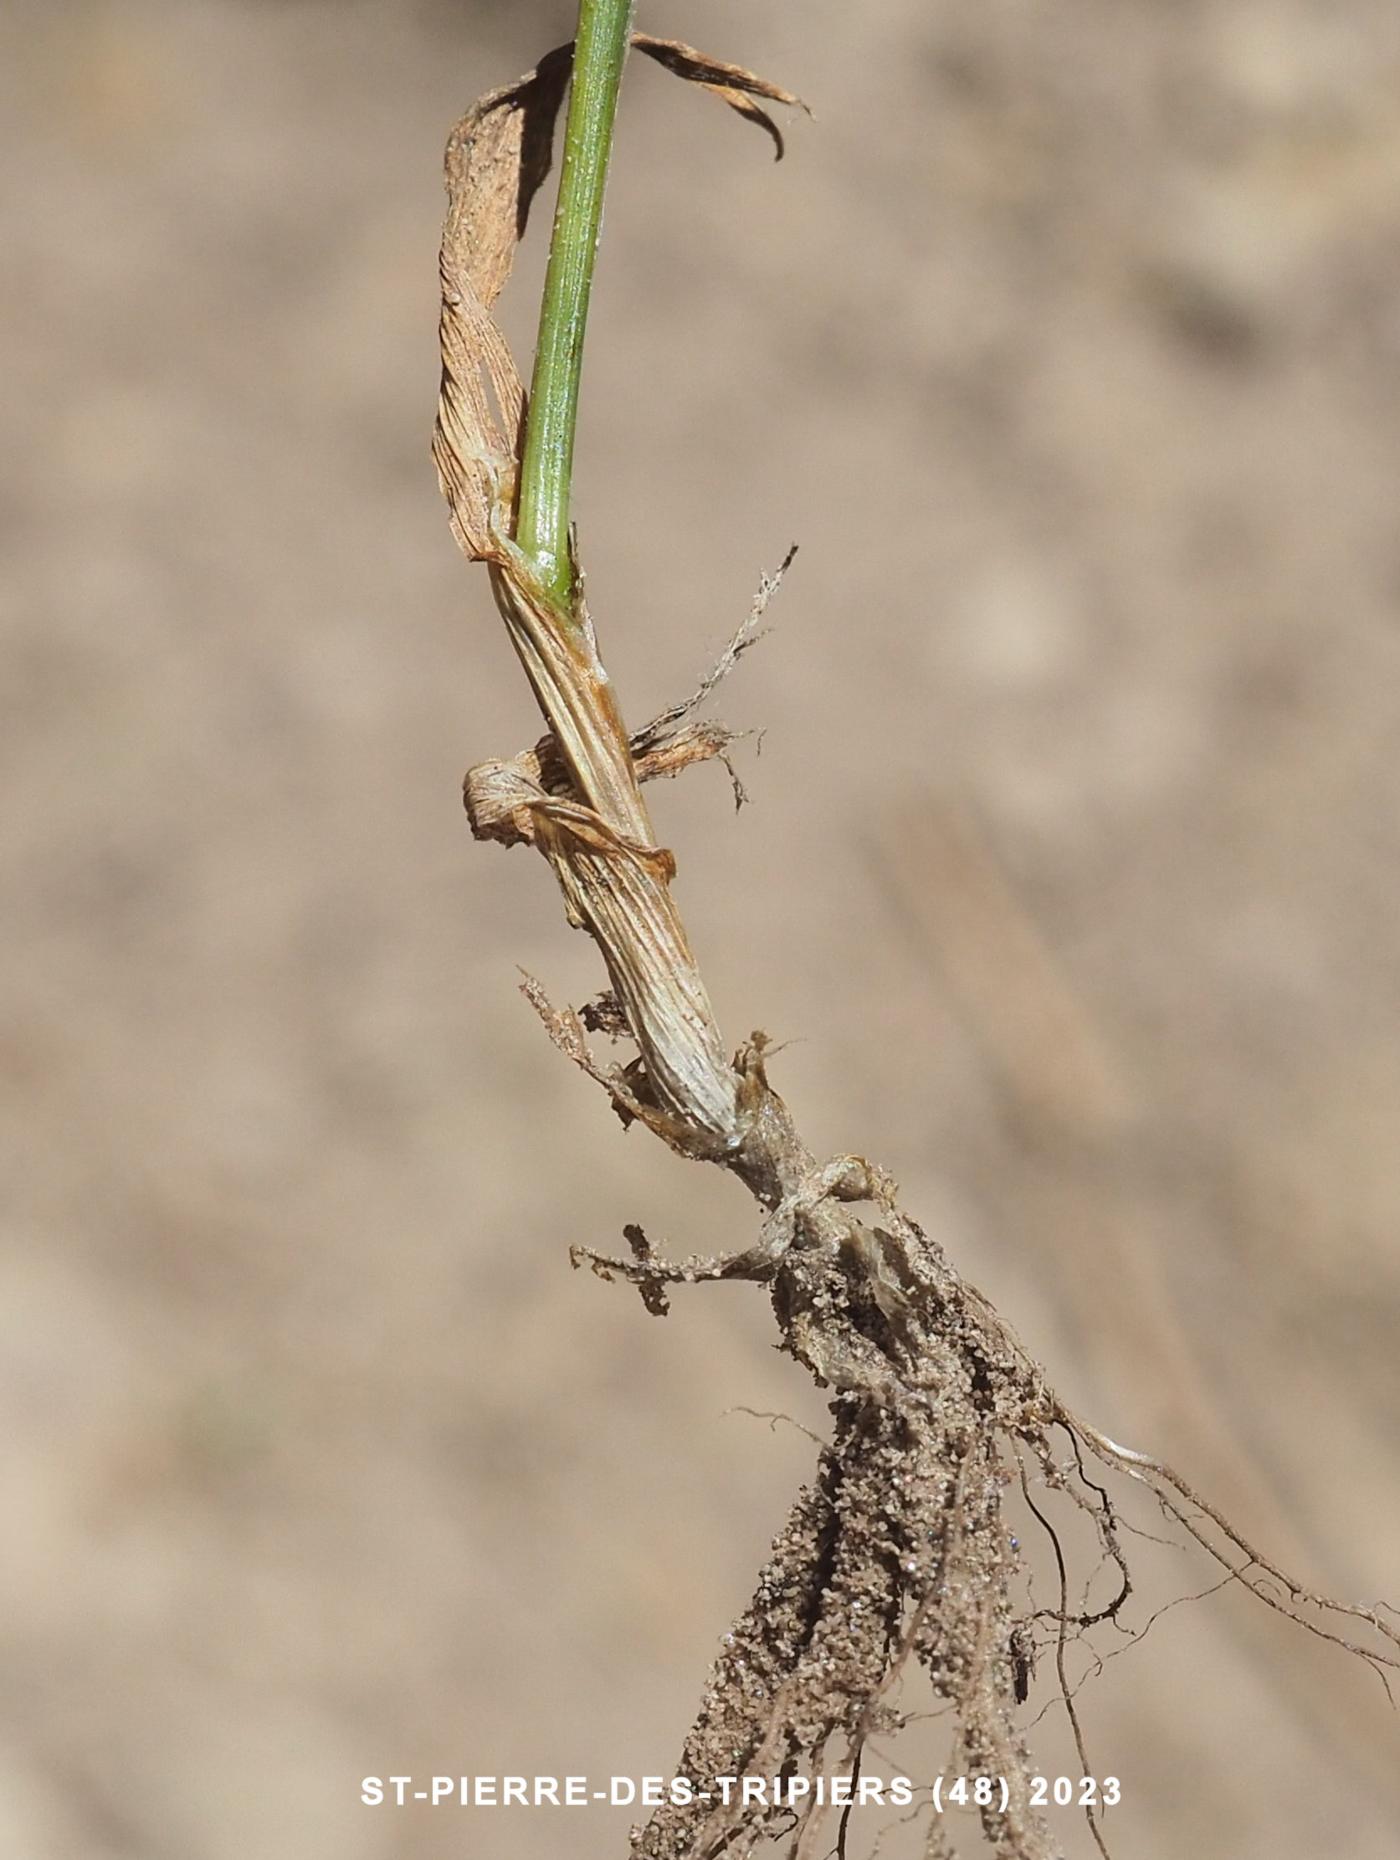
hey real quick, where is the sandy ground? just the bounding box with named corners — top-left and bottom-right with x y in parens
top-left (3, 2), bottom-right (1400, 1855)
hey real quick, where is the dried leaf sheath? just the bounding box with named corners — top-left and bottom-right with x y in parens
top-left (486, 566), bottom-right (654, 845)
top-left (434, 41), bottom-right (804, 1146)
top-left (480, 590), bottom-right (738, 1140)
top-left (433, 50), bottom-right (572, 563)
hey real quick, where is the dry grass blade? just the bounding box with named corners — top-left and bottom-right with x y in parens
top-left (634, 34), bottom-right (811, 159)
top-left (433, 46), bottom-right (571, 563)
top-left (445, 46), bottom-right (572, 314)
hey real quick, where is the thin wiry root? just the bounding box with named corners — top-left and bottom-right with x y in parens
top-left (724, 1408), bottom-right (828, 1450)
top-left (1064, 1410), bottom-right (1400, 1702)
top-left (1018, 1467), bottom-right (1112, 1860)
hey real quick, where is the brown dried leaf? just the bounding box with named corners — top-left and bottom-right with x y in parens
top-left (633, 35), bottom-right (810, 160)
top-left (441, 43), bottom-right (572, 315)
top-left (433, 46), bottom-right (571, 562)
top-left (634, 720), bottom-right (742, 793)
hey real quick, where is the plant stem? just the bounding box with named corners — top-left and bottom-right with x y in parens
top-left (514, 0), bottom-right (635, 614)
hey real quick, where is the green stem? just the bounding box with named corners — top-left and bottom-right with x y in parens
top-left (514, 0), bottom-right (635, 614)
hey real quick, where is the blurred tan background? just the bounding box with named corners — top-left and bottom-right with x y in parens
top-left (4, 1), bottom-right (1400, 1855)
